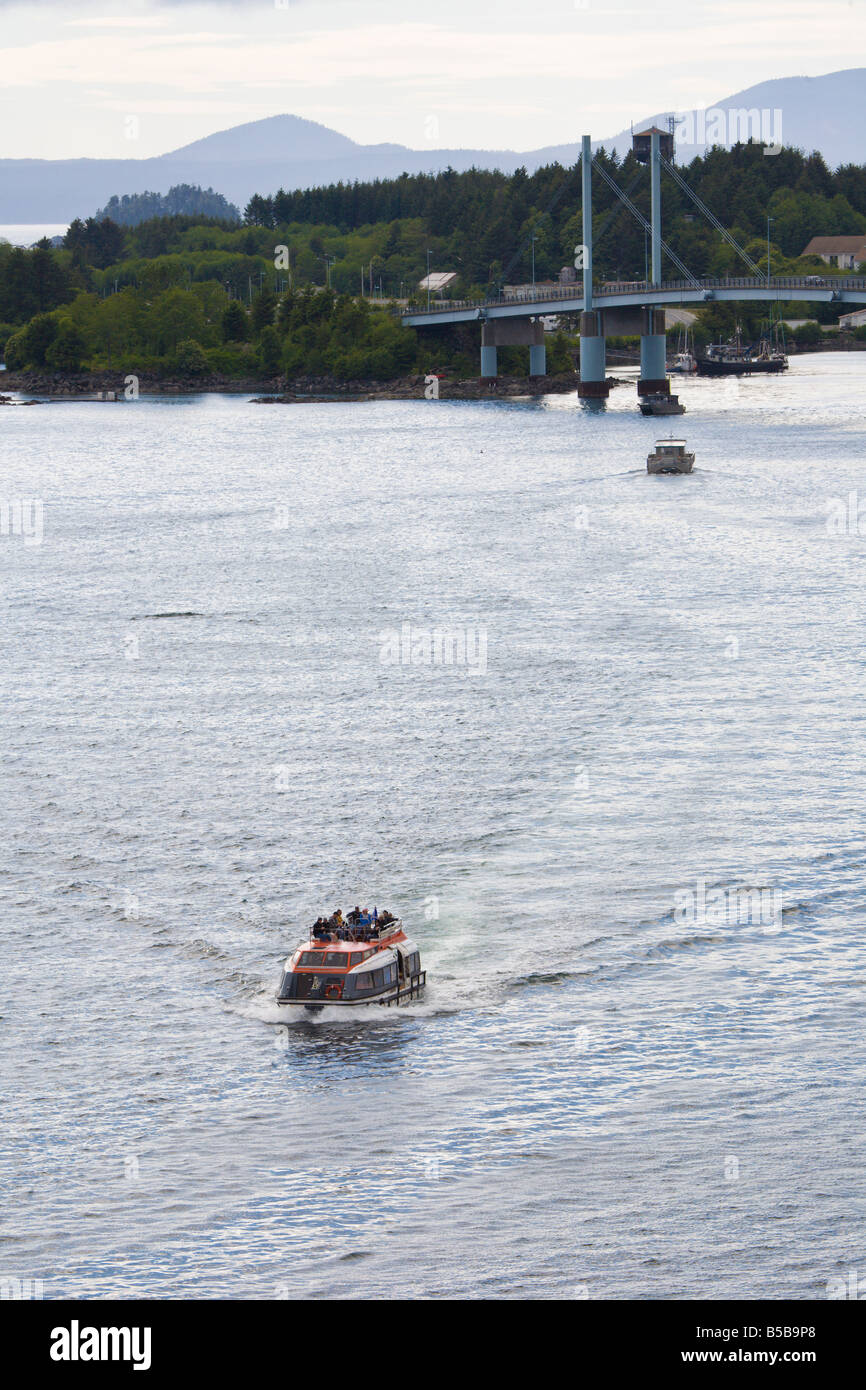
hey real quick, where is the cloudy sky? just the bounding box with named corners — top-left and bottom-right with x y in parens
top-left (1, 0), bottom-right (863, 159)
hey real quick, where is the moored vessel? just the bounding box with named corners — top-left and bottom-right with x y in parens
top-left (276, 908), bottom-right (426, 1010)
top-left (639, 392), bottom-right (685, 415)
top-left (696, 324), bottom-right (787, 376)
top-left (667, 326), bottom-right (698, 375)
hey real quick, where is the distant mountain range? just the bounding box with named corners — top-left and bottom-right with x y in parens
top-left (1, 69), bottom-right (863, 224)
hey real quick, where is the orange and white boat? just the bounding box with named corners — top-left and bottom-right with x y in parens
top-left (276, 912), bottom-right (426, 1010)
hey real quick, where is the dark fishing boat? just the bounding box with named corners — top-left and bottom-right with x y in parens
top-left (696, 324), bottom-right (787, 376)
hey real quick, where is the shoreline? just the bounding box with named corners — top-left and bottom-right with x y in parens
top-left (3, 344), bottom-right (861, 405)
top-left (0, 370), bottom-right (590, 402)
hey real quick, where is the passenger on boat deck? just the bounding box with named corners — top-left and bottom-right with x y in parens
top-left (312, 917), bottom-right (328, 938)
top-left (347, 906), bottom-right (361, 927)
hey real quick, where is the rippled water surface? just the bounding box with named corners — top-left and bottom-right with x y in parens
top-left (2, 355), bottom-right (866, 1299)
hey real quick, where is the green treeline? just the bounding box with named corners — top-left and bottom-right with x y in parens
top-left (0, 140), bottom-right (864, 378)
top-left (243, 142), bottom-right (866, 287)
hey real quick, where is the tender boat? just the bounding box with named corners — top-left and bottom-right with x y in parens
top-left (276, 911), bottom-right (426, 1010)
top-left (647, 438), bottom-right (695, 474)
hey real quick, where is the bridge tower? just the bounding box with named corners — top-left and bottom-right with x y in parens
top-left (633, 126), bottom-right (672, 396)
top-left (578, 135), bottom-right (609, 400)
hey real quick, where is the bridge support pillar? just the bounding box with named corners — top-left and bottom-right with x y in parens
top-left (481, 318), bottom-right (547, 378)
top-left (578, 310), bottom-right (609, 398)
top-left (480, 344), bottom-right (498, 378)
top-left (638, 307), bottom-right (668, 395)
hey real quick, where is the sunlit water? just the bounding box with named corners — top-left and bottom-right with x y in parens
top-left (2, 354), bottom-right (865, 1299)
top-left (0, 224), bottom-right (69, 249)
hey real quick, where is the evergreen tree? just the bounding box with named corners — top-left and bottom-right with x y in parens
top-left (221, 300), bottom-right (248, 342)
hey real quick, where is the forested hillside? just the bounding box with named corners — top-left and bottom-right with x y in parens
top-left (243, 142), bottom-right (866, 287)
top-left (1, 141), bottom-right (864, 380)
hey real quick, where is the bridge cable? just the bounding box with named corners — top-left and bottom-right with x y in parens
top-left (591, 156), bottom-right (701, 286)
top-left (657, 153), bottom-right (764, 278)
top-left (497, 156), bottom-right (644, 297)
top-left (588, 165), bottom-right (646, 252)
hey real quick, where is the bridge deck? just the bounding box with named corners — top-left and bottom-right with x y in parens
top-left (402, 277), bottom-right (866, 327)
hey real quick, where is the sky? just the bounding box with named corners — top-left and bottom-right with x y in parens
top-left (0, 0), bottom-right (864, 160)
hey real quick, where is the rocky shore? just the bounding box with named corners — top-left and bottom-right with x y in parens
top-left (253, 371), bottom-right (589, 403)
top-left (0, 369), bottom-right (587, 401)
top-left (0, 370), bottom-right (279, 399)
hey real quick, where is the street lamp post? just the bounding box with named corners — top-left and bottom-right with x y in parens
top-left (531, 233), bottom-right (538, 287)
top-left (767, 217), bottom-right (774, 287)
top-left (426, 248), bottom-right (431, 310)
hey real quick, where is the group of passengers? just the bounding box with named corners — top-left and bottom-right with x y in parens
top-left (312, 906), bottom-right (397, 943)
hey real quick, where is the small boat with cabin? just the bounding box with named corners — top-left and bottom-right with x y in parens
top-left (639, 391), bottom-right (685, 416)
top-left (647, 438), bottom-right (695, 474)
top-left (276, 907), bottom-right (426, 1010)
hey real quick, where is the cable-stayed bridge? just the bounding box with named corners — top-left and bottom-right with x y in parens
top-left (401, 132), bottom-right (866, 398)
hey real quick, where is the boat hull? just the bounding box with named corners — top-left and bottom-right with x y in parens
top-left (647, 454), bottom-right (694, 474)
top-left (696, 357), bottom-right (787, 376)
top-left (278, 973), bottom-right (427, 1009)
top-left (640, 396), bottom-right (685, 415)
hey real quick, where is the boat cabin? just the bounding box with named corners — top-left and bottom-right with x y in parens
top-left (277, 922), bottom-right (424, 1006)
top-left (647, 438), bottom-right (695, 474)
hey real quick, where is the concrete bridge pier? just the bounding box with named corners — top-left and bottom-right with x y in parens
top-left (481, 318), bottom-right (546, 379)
top-left (638, 307), bottom-right (669, 396)
top-left (480, 342), bottom-right (498, 377)
top-left (578, 311), bottom-right (609, 398)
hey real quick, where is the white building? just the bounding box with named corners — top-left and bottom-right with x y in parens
top-left (801, 236), bottom-right (866, 270)
top-left (418, 272), bottom-right (458, 293)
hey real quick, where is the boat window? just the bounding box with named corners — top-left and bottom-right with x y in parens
top-left (355, 972), bottom-right (374, 992)
top-left (299, 951), bottom-right (326, 966)
top-left (324, 953), bottom-right (348, 968)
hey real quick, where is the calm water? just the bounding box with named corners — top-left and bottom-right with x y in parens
top-left (2, 354), bottom-right (866, 1300)
top-left (0, 224), bottom-right (68, 249)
